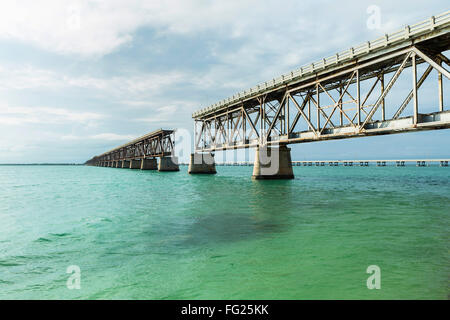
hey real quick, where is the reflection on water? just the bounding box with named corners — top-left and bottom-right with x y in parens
top-left (181, 211), bottom-right (287, 245)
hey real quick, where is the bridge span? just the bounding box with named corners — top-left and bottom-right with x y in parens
top-left (189, 11), bottom-right (450, 179)
top-left (85, 129), bottom-right (179, 171)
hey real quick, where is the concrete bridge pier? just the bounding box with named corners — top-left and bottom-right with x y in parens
top-left (122, 160), bottom-right (130, 168)
top-left (141, 158), bottom-right (158, 170)
top-left (188, 153), bottom-right (216, 174)
top-left (158, 157), bottom-right (180, 171)
top-left (117, 160), bottom-right (123, 168)
top-left (130, 159), bottom-right (141, 169)
top-left (252, 145), bottom-right (294, 180)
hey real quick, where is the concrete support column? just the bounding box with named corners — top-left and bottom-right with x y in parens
top-left (117, 160), bottom-right (123, 168)
top-left (158, 156), bottom-right (180, 171)
top-left (141, 158), bottom-right (158, 170)
top-left (122, 160), bottom-right (130, 168)
top-left (129, 159), bottom-right (141, 169)
top-left (252, 145), bottom-right (294, 180)
top-left (188, 153), bottom-right (216, 174)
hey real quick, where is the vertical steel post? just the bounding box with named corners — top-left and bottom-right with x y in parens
top-left (308, 95), bottom-right (311, 121)
top-left (380, 74), bottom-right (385, 121)
top-left (339, 83), bottom-right (343, 126)
top-left (242, 108), bottom-right (246, 143)
top-left (286, 95), bottom-right (290, 137)
top-left (412, 53), bottom-right (418, 124)
top-left (259, 98), bottom-right (263, 145)
top-left (357, 69), bottom-right (361, 126)
top-left (227, 112), bottom-right (230, 146)
top-left (316, 83), bottom-right (320, 132)
top-left (438, 60), bottom-right (444, 112)
top-left (263, 98), bottom-right (266, 144)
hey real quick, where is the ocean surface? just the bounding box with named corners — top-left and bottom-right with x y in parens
top-left (0, 164), bottom-right (448, 299)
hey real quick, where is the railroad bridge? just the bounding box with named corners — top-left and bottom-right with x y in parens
top-left (189, 11), bottom-right (450, 179)
top-left (85, 129), bottom-right (179, 171)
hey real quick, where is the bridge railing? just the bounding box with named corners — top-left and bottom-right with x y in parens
top-left (193, 10), bottom-right (450, 118)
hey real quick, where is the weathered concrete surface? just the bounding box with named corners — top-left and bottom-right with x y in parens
top-left (141, 158), bottom-right (158, 170)
top-left (130, 159), bottom-right (141, 169)
top-left (158, 157), bottom-right (180, 171)
top-left (252, 145), bottom-right (294, 179)
top-left (122, 160), bottom-right (130, 168)
top-left (188, 153), bottom-right (216, 174)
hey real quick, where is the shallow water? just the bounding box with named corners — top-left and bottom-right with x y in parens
top-left (0, 165), bottom-right (448, 299)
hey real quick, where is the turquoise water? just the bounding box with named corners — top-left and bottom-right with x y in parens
top-left (0, 165), bottom-right (448, 299)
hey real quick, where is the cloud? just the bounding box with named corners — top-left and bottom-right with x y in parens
top-left (0, 1), bottom-right (444, 63)
top-left (0, 1), bottom-right (135, 57)
top-left (0, 1), bottom-right (373, 58)
top-left (135, 105), bottom-right (179, 123)
top-left (0, 105), bottom-right (105, 125)
top-left (0, 64), bottom-right (187, 96)
top-left (0, 0), bottom-right (267, 57)
top-left (89, 133), bottom-right (136, 141)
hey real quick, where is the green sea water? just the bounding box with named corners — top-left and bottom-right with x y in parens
top-left (0, 164), bottom-right (448, 299)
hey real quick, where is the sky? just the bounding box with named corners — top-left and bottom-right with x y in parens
top-left (0, 0), bottom-right (448, 163)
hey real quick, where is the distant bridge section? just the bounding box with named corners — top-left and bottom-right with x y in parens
top-left (85, 129), bottom-right (179, 171)
top-left (190, 11), bottom-right (450, 179)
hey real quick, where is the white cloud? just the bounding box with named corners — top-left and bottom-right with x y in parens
top-left (0, 1), bottom-right (443, 62)
top-left (0, 0), bottom-right (266, 57)
top-left (0, 105), bottom-right (105, 125)
top-left (135, 104), bottom-right (179, 123)
top-left (61, 132), bottom-right (138, 142)
top-left (0, 64), bottom-right (187, 96)
top-left (0, 1), bottom-right (135, 57)
top-left (89, 133), bottom-right (136, 141)
top-left (0, 0), bottom-right (371, 58)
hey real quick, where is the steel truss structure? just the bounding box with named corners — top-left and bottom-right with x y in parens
top-left (193, 12), bottom-right (450, 152)
top-left (85, 129), bottom-right (175, 165)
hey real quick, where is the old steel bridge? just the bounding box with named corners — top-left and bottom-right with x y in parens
top-left (189, 11), bottom-right (450, 178)
top-left (85, 129), bottom-right (179, 171)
